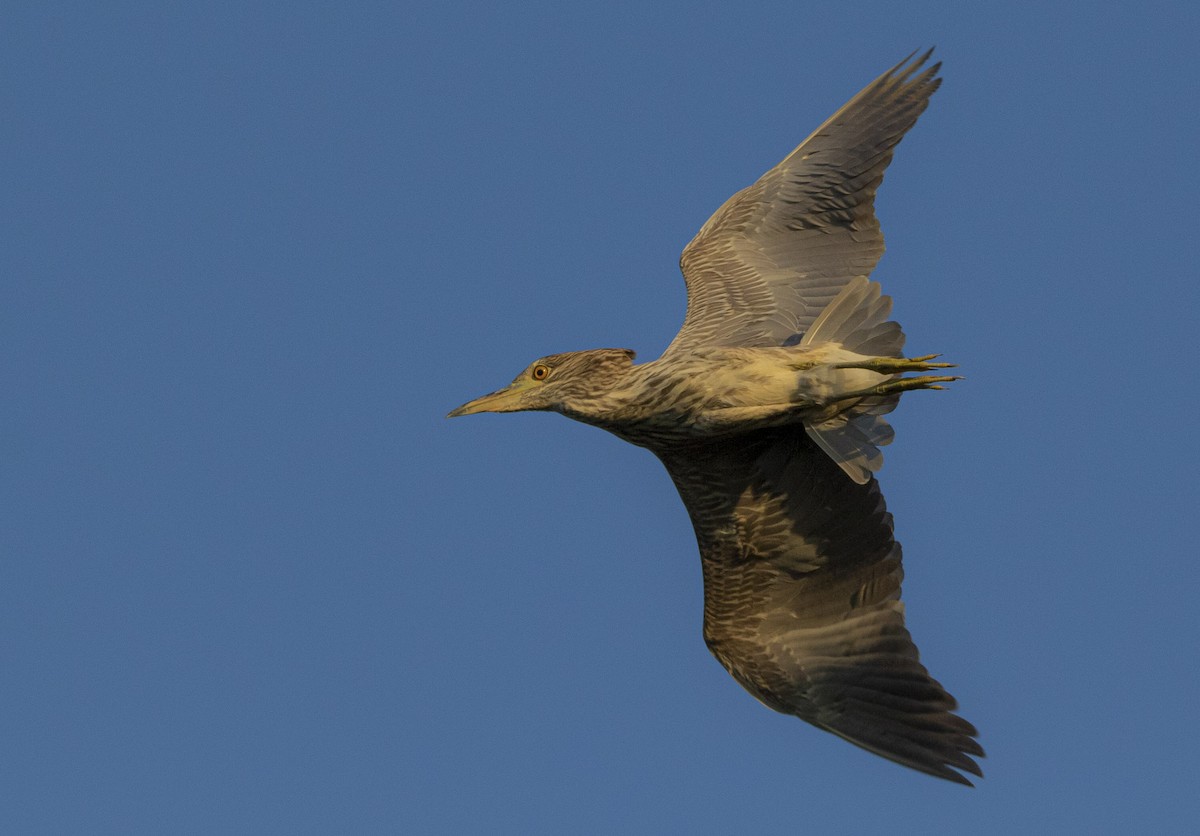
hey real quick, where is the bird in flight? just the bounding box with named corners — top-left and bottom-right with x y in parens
top-left (448, 50), bottom-right (982, 785)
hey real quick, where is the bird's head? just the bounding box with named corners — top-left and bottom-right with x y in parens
top-left (447, 348), bottom-right (636, 418)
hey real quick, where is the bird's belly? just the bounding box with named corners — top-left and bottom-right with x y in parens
top-left (694, 345), bottom-right (886, 409)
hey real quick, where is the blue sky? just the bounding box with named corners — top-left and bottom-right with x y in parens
top-left (4, 2), bottom-right (1199, 832)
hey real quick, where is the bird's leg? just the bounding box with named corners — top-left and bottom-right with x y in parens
top-left (838, 374), bottom-right (962, 399)
top-left (832, 354), bottom-right (957, 374)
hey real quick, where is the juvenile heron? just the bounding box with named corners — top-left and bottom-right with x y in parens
top-left (449, 51), bottom-right (982, 784)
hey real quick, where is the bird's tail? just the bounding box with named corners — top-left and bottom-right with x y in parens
top-left (801, 277), bottom-right (905, 484)
top-left (800, 276), bottom-right (904, 357)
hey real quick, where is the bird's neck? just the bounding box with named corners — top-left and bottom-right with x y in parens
top-left (557, 362), bottom-right (666, 445)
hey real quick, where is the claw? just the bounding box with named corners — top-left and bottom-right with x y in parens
top-left (906, 353), bottom-right (958, 368)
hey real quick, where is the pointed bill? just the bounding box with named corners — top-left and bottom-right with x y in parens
top-left (446, 380), bottom-right (534, 417)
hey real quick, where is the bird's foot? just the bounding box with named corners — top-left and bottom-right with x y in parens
top-left (854, 374), bottom-right (962, 398)
top-left (834, 354), bottom-right (957, 374)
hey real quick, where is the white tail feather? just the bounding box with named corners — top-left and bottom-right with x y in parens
top-left (806, 414), bottom-right (896, 484)
top-left (801, 276), bottom-right (904, 357)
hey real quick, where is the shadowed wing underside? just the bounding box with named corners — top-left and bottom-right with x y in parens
top-left (665, 50), bottom-right (941, 356)
top-left (658, 430), bottom-right (982, 784)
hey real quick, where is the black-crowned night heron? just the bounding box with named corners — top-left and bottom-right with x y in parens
top-left (448, 51), bottom-right (982, 784)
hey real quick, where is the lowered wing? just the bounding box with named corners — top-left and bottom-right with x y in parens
top-left (657, 428), bottom-right (982, 784)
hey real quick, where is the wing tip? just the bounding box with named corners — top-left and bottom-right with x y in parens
top-left (884, 48), bottom-right (943, 98)
top-left (823, 719), bottom-right (986, 786)
top-left (890, 47), bottom-right (939, 76)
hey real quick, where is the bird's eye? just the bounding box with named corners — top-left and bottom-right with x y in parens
top-left (531, 364), bottom-right (550, 381)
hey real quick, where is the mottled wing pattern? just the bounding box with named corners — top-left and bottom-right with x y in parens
top-left (664, 51), bottom-right (941, 356)
top-left (657, 429), bottom-right (982, 784)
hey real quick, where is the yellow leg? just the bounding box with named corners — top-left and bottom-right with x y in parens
top-left (834, 354), bottom-right (957, 374)
top-left (848, 374), bottom-right (962, 398)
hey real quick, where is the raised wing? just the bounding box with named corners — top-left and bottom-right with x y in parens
top-left (657, 428), bottom-right (982, 784)
top-left (663, 51), bottom-right (941, 357)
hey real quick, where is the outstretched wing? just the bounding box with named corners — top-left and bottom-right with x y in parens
top-left (657, 428), bottom-right (982, 784)
top-left (663, 50), bottom-right (941, 357)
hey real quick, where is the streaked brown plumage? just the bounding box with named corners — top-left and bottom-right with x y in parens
top-left (448, 50), bottom-right (982, 784)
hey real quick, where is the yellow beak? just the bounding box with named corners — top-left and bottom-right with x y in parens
top-left (446, 380), bottom-right (534, 418)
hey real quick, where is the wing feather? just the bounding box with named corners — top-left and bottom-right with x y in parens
top-left (664, 50), bottom-right (941, 356)
top-left (657, 429), bottom-right (982, 784)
